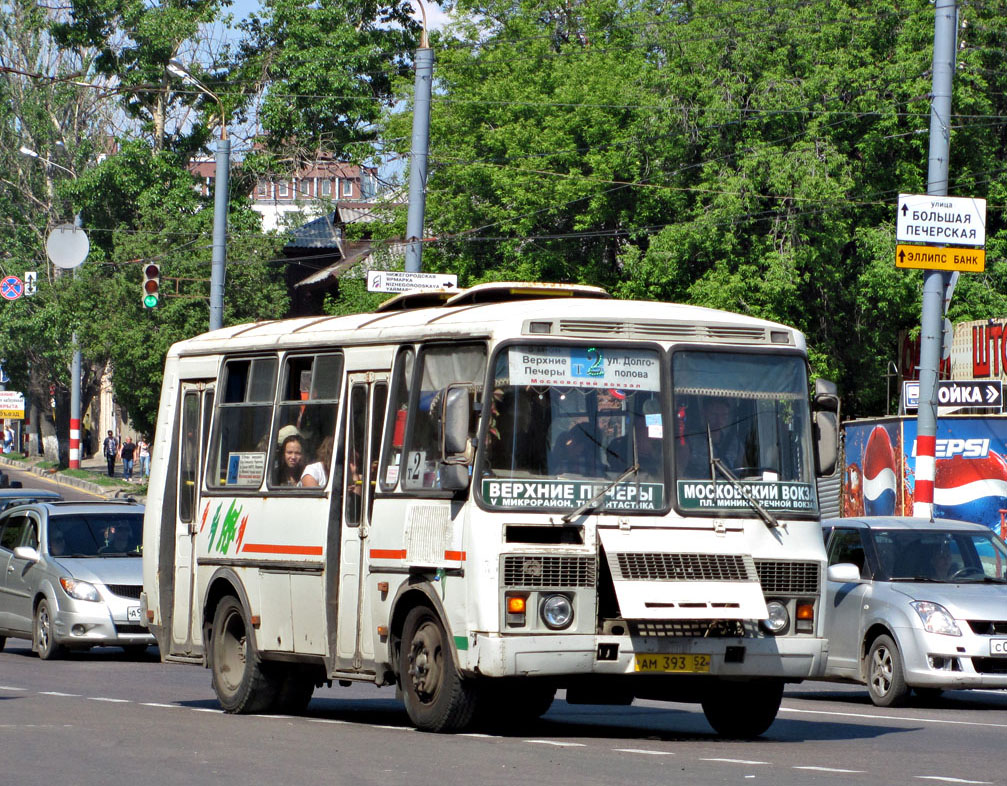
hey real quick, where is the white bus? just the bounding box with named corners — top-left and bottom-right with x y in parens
top-left (142, 282), bottom-right (839, 736)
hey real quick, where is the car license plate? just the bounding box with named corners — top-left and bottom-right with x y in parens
top-left (127, 606), bottom-right (143, 622)
top-left (990, 639), bottom-right (1007, 656)
top-left (634, 653), bottom-right (711, 673)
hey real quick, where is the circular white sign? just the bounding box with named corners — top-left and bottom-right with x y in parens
top-left (45, 223), bottom-right (89, 269)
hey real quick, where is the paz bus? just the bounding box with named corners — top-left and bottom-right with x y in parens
top-left (141, 282), bottom-right (839, 736)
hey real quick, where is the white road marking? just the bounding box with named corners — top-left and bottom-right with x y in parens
top-left (914, 778), bottom-right (993, 784)
top-left (794, 766), bottom-right (866, 774)
top-left (781, 706), bottom-right (1007, 729)
top-left (458, 733), bottom-right (495, 738)
top-left (525, 740), bottom-right (587, 747)
top-left (371, 724), bottom-right (413, 731)
top-left (615, 748), bottom-right (675, 756)
top-left (38, 691), bottom-right (80, 697)
top-left (0, 685), bottom-right (27, 691)
top-left (190, 707), bottom-right (223, 713)
top-left (88, 697), bottom-right (130, 703)
top-left (141, 703), bottom-right (178, 708)
top-left (306, 718), bottom-right (349, 725)
top-left (699, 758), bottom-right (768, 765)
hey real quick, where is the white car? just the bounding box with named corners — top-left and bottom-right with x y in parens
top-left (823, 516), bottom-right (1007, 705)
top-left (0, 500), bottom-right (155, 658)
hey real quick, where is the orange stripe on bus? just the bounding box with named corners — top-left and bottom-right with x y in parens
top-left (444, 550), bottom-right (466, 561)
top-left (370, 549), bottom-right (408, 559)
top-left (241, 543), bottom-right (324, 556)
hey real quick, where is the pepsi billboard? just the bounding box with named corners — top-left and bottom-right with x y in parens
top-left (843, 417), bottom-right (1007, 531)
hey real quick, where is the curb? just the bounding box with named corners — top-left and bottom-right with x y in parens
top-left (0, 456), bottom-right (146, 502)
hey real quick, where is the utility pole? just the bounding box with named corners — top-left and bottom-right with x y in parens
top-left (913, 0), bottom-right (957, 519)
top-left (404, 5), bottom-right (432, 274)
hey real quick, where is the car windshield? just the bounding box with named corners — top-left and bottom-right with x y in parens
top-left (873, 528), bottom-right (1007, 583)
top-left (47, 513), bottom-right (143, 557)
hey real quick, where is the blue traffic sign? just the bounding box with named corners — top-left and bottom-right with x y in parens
top-left (0, 276), bottom-right (24, 300)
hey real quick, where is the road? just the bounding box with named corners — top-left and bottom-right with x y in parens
top-left (3, 462), bottom-right (110, 503)
top-left (2, 637), bottom-right (1005, 786)
top-left (4, 470), bottom-right (1004, 784)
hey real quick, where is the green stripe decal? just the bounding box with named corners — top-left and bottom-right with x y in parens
top-left (454, 635), bottom-right (468, 651)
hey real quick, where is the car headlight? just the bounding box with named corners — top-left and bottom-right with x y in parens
top-left (60, 577), bottom-right (100, 602)
top-left (911, 601), bottom-right (961, 636)
top-left (760, 600), bottom-right (790, 635)
top-left (540, 594), bottom-right (574, 630)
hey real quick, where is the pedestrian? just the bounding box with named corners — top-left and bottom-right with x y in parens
top-left (120, 435), bottom-right (137, 482)
top-left (3, 424), bottom-right (13, 453)
top-left (138, 436), bottom-right (151, 480)
top-left (103, 430), bottom-right (118, 477)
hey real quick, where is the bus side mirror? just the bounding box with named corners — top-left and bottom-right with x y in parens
top-left (813, 379), bottom-right (840, 477)
top-left (442, 385), bottom-right (474, 461)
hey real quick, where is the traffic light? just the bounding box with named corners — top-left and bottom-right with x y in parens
top-left (142, 263), bottom-right (160, 308)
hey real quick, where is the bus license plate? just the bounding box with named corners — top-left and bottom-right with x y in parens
top-left (990, 639), bottom-right (1007, 656)
top-left (634, 654), bottom-right (711, 673)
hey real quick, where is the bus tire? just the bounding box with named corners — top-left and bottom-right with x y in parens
top-left (701, 678), bottom-right (783, 738)
top-left (399, 605), bottom-right (479, 732)
top-left (210, 595), bottom-right (278, 713)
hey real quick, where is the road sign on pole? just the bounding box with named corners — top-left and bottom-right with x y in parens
top-left (0, 276), bottom-right (24, 300)
top-left (896, 244), bottom-right (985, 272)
top-left (897, 194), bottom-right (986, 246)
top-left (23, 272), bottom-right (36, 296)
top-left (903, 380), bottom-right (1003, 411)
top-left (367, 270), bottom-right (458, 294)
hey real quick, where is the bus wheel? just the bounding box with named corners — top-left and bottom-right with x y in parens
top-left (210, 596), bottom-right (278, 713)
top-left (399, 605), bottom-right (478, 732)
top-left (701, 678), bottom-right (783, 738)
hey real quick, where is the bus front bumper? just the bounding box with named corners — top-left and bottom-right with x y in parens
top-left (466, 633), bottom-right (828, 681)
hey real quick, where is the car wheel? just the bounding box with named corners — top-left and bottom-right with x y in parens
top-left (35, 598), bottom-right (65, 660)
top-left (398, 605), bottom-right (480, 732)
top-left (209, 596), bottom-right (278, 713)
top-left (866, 634), bottom-right (908, 707)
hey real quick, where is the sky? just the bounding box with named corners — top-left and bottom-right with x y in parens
top-left (227, 0), bottom-right (452, 30)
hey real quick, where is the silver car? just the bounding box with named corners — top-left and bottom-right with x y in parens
top-left (823, 516), bottom-right (1007, 706)
top-left (0, 501), bottom-right (155, 658)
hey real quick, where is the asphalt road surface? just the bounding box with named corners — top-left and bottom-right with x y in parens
top-left (2, 638), bottom-right (1006, 786)
top-left (2, 462), bottom-right (109, 503)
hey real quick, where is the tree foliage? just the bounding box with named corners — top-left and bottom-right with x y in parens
top-left (388, 0), bottom-right (1007, 417)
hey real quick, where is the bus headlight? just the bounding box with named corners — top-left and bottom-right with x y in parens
top-left (540, 594), bottom-right (574, 630)
top-left (760, 600), bottom-right (789, 635)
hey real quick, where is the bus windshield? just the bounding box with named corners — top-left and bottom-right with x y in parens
top-left (672, 350), bottom-right (818, 515)
top-left (479, 344), bottom-right (666, 513)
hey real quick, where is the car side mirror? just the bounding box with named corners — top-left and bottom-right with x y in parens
top-left (13, 545), bottom-right (39, 563)
top-left (827, 562), bottom-right (862, 583)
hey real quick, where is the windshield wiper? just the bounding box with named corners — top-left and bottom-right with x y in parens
top-left (560, 463), bottom-right (640, 524)
top-left (706, 427), bottom-right (779, 529)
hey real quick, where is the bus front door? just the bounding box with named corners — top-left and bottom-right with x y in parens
top-left (334, 372), bottom-right (387, 672)
top-left (169, 382), bottom-right (214, 657)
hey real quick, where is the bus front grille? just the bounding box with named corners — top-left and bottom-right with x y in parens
top-left (614, 553), bottom-right (757, 582)
top-left (629, 619), bottom-right (751, 638)
top-left (502, 555), bottom-right (596, 587)
top-left (753, 560), bottom-right (820, 594)
top-left (555, 320), bottom-right (771, 344)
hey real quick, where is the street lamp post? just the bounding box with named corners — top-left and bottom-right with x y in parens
top-left (167, 60), bottom-right (229, 332)
top-left (20, 145), bottom-right (84, 468)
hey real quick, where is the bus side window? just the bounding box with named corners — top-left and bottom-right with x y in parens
top-left (379, 348), bottom-right (414, 491)
top-left (206, 357), bottom-right (277, 488)
top-left (345, 385), bottom-right (366, 525)
top-left (268, 352), bottom-right (343, 491)
top-left (367, 383), bottom-right (388, 519)
top-left (400, 344), bottom-right (486, 491)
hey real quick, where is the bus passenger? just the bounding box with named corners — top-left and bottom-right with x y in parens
top-left (300, 435), bottom-right (334, 488)
top-left (277, 434), bottom-right (306, 485)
